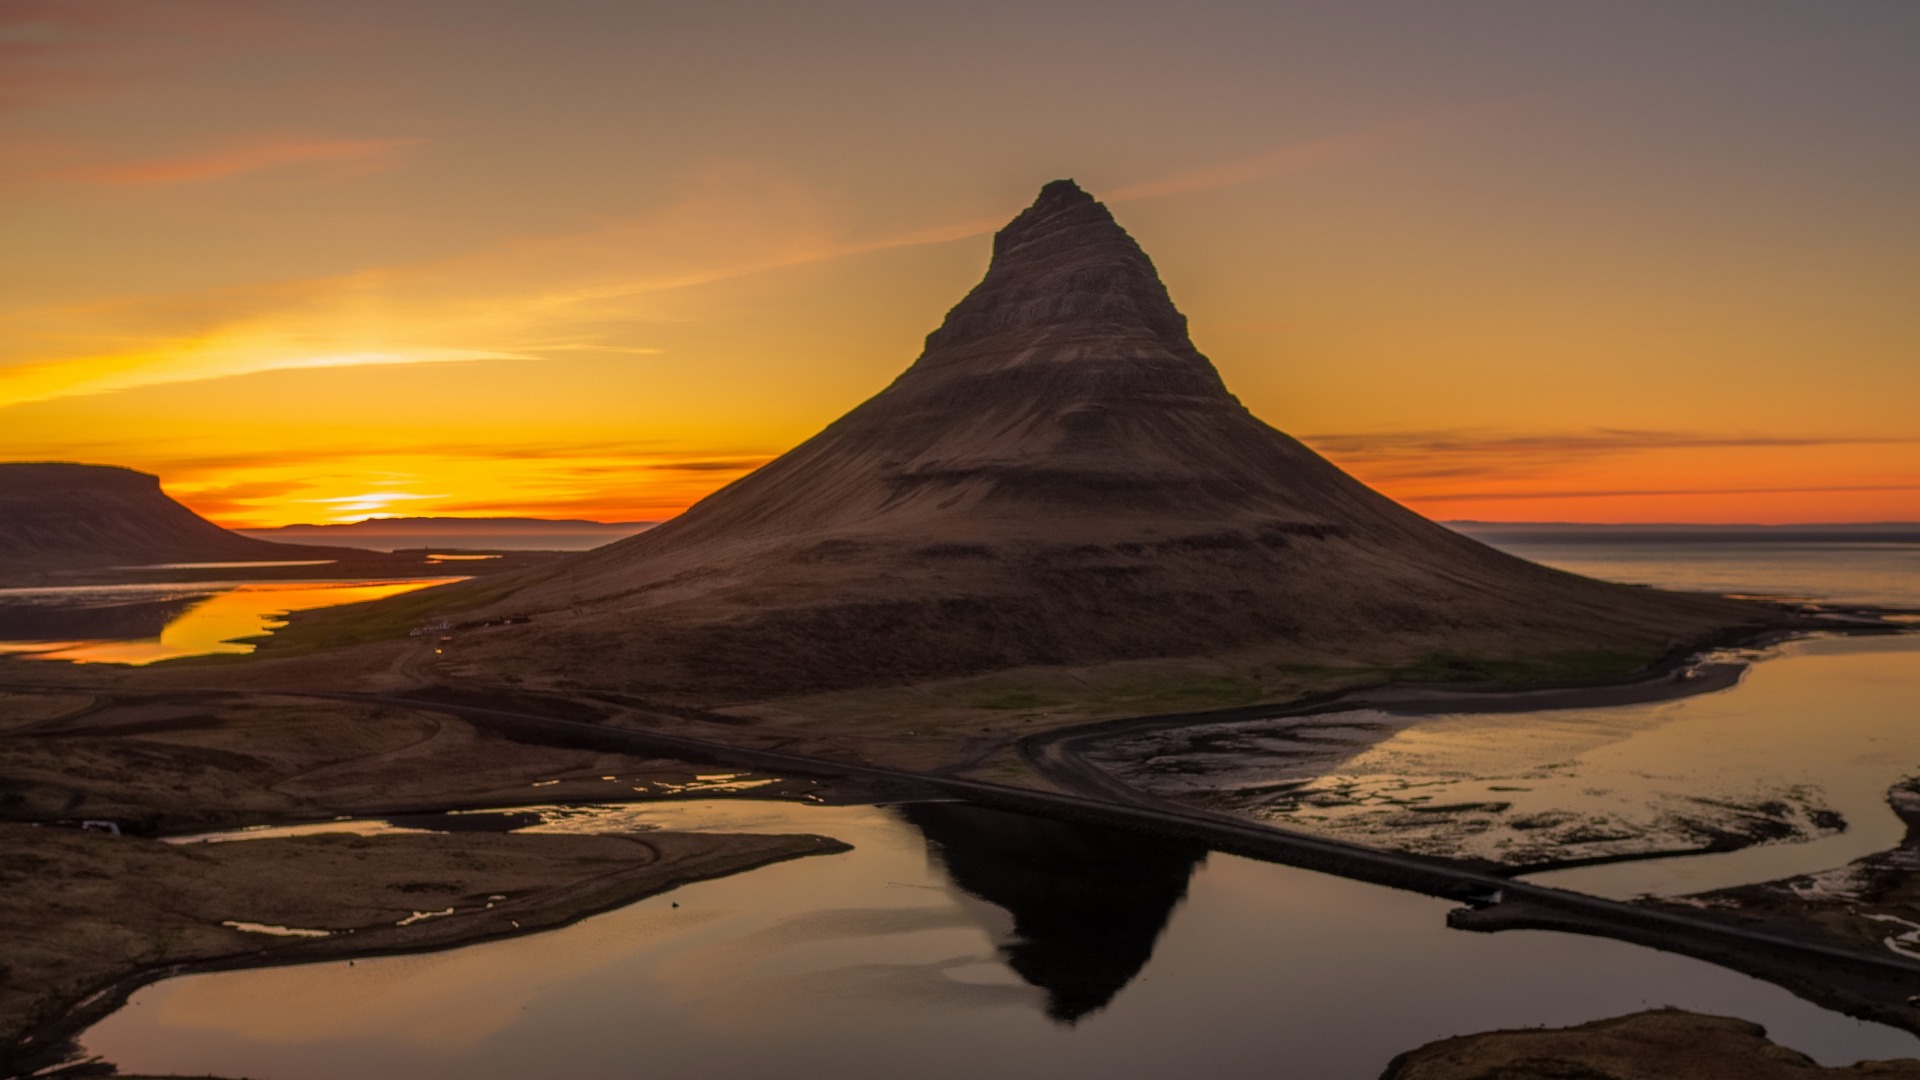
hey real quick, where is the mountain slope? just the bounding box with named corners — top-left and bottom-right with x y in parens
top-left (0, 463), bottom-right (333, 576)
top-left (378, 180), bottom-right (1777, 700)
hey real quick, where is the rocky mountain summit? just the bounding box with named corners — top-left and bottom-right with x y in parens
top-left (372, 180), bottom-right (1774, 700)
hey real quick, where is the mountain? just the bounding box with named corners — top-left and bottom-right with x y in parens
top-left (371, 180), bottom-right (1776, 700)
top-left (240, 517), bottom-right (657, 552)
top-left (0, 463), bottom-right (339, 578)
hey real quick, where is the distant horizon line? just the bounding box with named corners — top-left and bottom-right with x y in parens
top-left (233, 514), bottom-right (1920, 530)
top-left (241, 516), bottom-right (659, 529)
top-left (1444, 519), bottom-right (1920, 529)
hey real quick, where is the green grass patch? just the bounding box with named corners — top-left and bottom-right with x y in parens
top-left (1378, 649), bottom-right (1657, 688)
top-left (247, 579), bottom-right (516, 658)
top-left (1102, 672), bottom-right (1267, 712)
top-left (968, 689), bottom-right (1062, 710)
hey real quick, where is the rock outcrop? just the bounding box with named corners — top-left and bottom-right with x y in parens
top-left (1380, 1008), bottom-right (1920, 1079)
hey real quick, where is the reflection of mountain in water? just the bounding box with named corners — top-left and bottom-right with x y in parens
top-left (900, 803), bottom-right (1206, 1023)
top-left (0, 594), bottom-right (203, 641)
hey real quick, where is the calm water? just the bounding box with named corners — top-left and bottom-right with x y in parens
top-left (1478, 537), bottom-right (1920, 608)
top-left (63, 539), bottom-right (1920, 1076)
top-left (79, 802), bottom-right (1920, 1080)
top-left (1108, 635), bottom-right (1920, 899)
top-left (1531, 636), bottom-right (1920, 897)
top-left (0, 578), bottom-right (452, 664)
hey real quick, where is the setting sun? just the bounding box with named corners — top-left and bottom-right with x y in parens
top-left (2, 3), bottom-right (1913, 528)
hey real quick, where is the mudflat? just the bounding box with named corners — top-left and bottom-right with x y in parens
top-left (0, 686), bottom-right (851, 1076)
top-left (1654, 778), bottom-right (1920, 969)
top-left (0, 690), bottom-right (816, 833)
top-left (0, 822), bottom-right (845, 1075)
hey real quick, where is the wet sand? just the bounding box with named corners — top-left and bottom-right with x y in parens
top-left (0, 691), bottom-right (833, 835)
top-left (1032, 628), bottom-right (1919, 880)
top-left (1638, 778), bottom-right (1920, 985)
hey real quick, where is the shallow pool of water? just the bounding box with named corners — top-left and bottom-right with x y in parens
top-left (162, 795), bottom-right (807, 846)
top-left (1101, 635), bottom-right (1920, 899)
top-left (78, 800), bottom-right (1920, 1080)
top-left (1517, 636), bottom-right (1920, 896)
top-left (0, 578), bottom-right (455, 664)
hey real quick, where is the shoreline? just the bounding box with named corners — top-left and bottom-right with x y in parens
top-left (1015, 617), bottom-right (1849, 766)
top-left (8, 614), bottom-right (1917, 1073)
top-left (4, 617), bottom-right (1898, 876)
top-left (1018, 619), bottom-right (1920, 891)
top-left (4, 828), bottom-right (847, 1079)
top-left (1016, 612), bottom-right (1917, 818)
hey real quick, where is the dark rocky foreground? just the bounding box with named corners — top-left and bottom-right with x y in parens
top-left (1381, 1009), bottom-right (1920, 1079)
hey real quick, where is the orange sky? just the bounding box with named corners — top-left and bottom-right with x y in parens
top-left (2, 1), bottom-right (1915, 527)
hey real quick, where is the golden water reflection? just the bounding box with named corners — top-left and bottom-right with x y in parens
top-left (0, 579), bottom-right (453, 665)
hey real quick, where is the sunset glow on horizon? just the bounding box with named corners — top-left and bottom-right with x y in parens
top-left (4, 2), bottom-right (1915, 528)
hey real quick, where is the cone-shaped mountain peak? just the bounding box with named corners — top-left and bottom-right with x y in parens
top-left (921, 179), bottom-right (1194, 359)
top-left (399, 180), bottom-right (1773, 702)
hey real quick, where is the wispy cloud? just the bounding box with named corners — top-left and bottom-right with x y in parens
top-left (0, 103), bottom-right (1501, 411)
top-left (0, 1), bottom-right (133, 111)
top-left (1304, 428), bottom-right (1920, 509)
top-left (1308, 429), bottom-right (1916, 454)
top-left (1409, 483), bottom-right (1920, 503)
top-left (1307, 428), bottom-right (1917, 478)
top-left (522, 105), bottom-right (1517, 315)
top-left (0, 344), bottom-right (511, 411)
top-left (1104, 93), bottom-right (1545, 205)
top-left (648, 459), bottom-right (769, 472)
top-left (138, 444), bottom-right (772, 526)
top-left (69, 136), bottom-right (419, 185)
top-left (0, 162), bottom-right (860, 407)
top-left (0, 0), bottom-right (271, 113)
top-left (1107, 122), bottom-right (1435, 204)
top-left (153, 443), bottom-right (770, 474)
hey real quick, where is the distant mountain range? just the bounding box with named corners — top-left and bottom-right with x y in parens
top-left (238, 517), bottom-right (657, 552)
